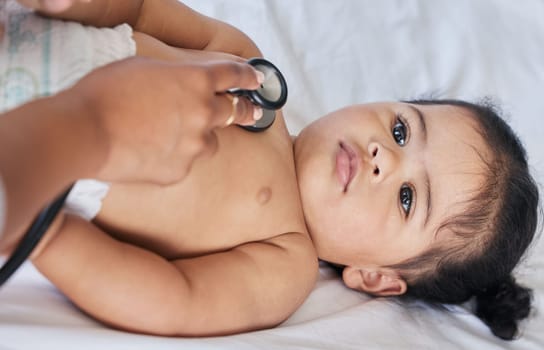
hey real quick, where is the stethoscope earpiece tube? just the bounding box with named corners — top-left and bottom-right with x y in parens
top-left (0, 185), bottom-right (73, 287)
top-left (233, 58), bottom-right (288, 132)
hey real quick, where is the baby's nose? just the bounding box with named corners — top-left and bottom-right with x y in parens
top-left (368, 141), bottom-right (398, 183)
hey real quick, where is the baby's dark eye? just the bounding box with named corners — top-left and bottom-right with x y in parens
top-left (399, 185), bottom-right (413, 216)
top-left (392, 116), bottom-right (408, 146)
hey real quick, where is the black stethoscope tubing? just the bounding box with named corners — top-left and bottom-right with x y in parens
top-left (0, 185), bottom-right (73, 286)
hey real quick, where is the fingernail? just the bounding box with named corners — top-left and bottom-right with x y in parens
top-left (253, 106), bottom-right (263, 120)
top-left (255, 71), bottom-right (265, 85)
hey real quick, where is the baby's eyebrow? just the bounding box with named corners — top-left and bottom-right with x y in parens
top-left (408, 105), bottom-right (428, 143)
top-left (407, 105), bottom-right (432, 228)
top-left (423, 171), bottom-right (432, 228)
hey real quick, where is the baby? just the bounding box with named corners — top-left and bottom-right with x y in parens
top-left (1, 0), bottom-right (539, 341)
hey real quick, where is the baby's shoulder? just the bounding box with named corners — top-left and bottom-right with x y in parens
top-left (236, 230), bottom-right (319, 305)
top-left (259, 231), bottom-right (319, 280)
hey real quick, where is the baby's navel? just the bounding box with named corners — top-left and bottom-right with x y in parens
top-left (256, 187), bottom-right (272, 205)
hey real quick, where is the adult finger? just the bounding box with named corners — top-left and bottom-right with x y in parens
top-left (212, 94), bottom-right (262, 129)
top-left (207, 61), bottom-right (265, 92)
top-left (175, 49), bottom-right (248, 65)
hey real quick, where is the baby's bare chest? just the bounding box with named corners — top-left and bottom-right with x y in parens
top-left (95, 122), bottom-right (307, 259)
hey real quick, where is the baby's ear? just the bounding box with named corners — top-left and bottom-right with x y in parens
top-left (342, 266), bottom-right (407, 297)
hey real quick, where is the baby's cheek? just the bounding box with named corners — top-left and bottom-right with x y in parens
top-left (359, 199), bottom-right (391, 231)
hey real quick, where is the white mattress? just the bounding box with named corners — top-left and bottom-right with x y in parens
top-left (1, 0), bottom-right (544, 349)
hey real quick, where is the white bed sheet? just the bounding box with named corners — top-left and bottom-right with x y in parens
top-left (1, 0), bottom-right (544, 349)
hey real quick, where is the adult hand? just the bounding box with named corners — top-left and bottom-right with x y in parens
top-left (70, 56), bottom-right (264, 185)
top-left (0, 55), bottom-right (262, 243)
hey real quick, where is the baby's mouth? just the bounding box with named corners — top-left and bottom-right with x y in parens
top-left (335, 141), bottom-right (359, 192)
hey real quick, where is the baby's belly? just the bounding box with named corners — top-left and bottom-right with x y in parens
top-left (94, 123), bottom-right (306, 259)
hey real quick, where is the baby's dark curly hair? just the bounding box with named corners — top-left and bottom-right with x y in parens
top-left (387, 98), bottom-right (539, 340)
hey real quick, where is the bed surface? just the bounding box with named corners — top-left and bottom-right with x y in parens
top-left (1, 1), bottom-right (544, 349)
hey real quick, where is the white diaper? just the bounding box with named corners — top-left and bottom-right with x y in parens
top-left (0, 0), bottom-right (136, 113)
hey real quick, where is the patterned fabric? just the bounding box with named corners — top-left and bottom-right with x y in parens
top-left (0, 0), bottom-right (135, 113)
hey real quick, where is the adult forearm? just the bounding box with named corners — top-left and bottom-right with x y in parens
top-left (0, 90), bottom-right (106, 246)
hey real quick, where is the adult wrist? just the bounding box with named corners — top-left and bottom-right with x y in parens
top-left (45, 89), bottom-right (109, 181)
top-left (63, 73), bottom-right (118, 182)
top-left (0, 91), bottom-right (106, 243)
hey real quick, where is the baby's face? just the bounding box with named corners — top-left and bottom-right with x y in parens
top-left (294, 102), bottom-right (489, 269)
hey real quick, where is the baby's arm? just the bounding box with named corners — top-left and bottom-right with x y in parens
top-left (32, 215), bottom-right (317, 336)
top-left (34, 0), bottom-right (261, 58)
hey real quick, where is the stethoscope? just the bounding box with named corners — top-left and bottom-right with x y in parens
top-left (230, 58), bottom-right (288, 132)
top-left (0, 57), bottom-right (287, 287)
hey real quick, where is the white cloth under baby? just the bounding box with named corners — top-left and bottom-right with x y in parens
top-left (0, 0), bottom-right (137, 220)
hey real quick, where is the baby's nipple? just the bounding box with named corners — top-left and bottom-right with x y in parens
top-left (256, 187), bottom-right (272, 205)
